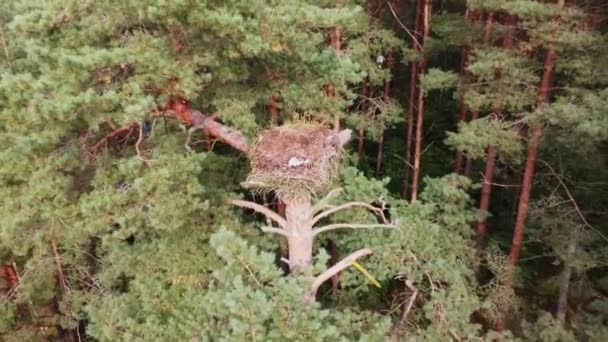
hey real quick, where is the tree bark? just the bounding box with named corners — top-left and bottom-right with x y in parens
top-left (284, 196), bottom-right (314, 272)
top-left (410, 0), bottom-right (431, 202)
top-left (402, 0), bottom-right (422, 199)
top-left (510, 11), bottom-right (560, 264)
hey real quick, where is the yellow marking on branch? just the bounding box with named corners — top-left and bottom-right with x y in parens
top-left (352, 261), bottom-right (381, 288)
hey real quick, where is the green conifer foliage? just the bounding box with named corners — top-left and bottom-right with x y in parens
top-left (1, 0), bottom-right (606, 340)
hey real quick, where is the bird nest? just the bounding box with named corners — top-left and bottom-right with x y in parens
top-left (243, 124), bottom-right (347, 199)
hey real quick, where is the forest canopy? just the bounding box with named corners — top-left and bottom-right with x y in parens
top-left (0, 0), bottom-right (607, 341)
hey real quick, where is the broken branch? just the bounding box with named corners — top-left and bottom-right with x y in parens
top-left (305, 248), bottom-right (373, 305)
top-left (229, 199), bottom-right (287, 229)
top-left (313, 223), bottom-right (395, 237)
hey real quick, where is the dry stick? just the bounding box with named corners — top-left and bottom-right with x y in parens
top-left (229, 199), bottom-right (287, 229)
top-left (510, 0), bottom-right (563, 265)
top-left (410, 0), bottom-right (431, 202)
top-left (397, 280), bottom-right (419, 330)
top-left (539, 159), bottom-right (608, 242)
top-left (402, 0), bottom-right (422, 199)
top-left (305, 248), bottom-right (373, 305)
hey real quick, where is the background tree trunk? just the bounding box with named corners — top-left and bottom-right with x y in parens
top-left (410, 0), bottom-right (431, 202)
top-left (402, 0), bottom-right (422, 199)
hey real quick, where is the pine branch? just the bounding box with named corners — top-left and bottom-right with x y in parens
top-left (313, 223), bottom-right (395, 237)
top-left (305, 248), bottom-right (373, 305)
top-left (312, 202), bottom-right (388, 225)
top-left (229, 199), bottom-right (287, 229)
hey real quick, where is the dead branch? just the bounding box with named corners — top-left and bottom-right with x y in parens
top-left (312, 201), bottom-right (389, 225)
top-left (312, 188), bottom-right (343, 213)
top-left (313, 223), bottom-right (396, 237)
top-left (229, 199), bottom-right (287, 229)
top-left (260, 226), bottom-right (290, 237)
top-left (90, 123), bottom-right (139, 153)
top-left (397, 280), bottom-right (419, 330)
top-left (539, 159), bottom-right (608, 243)
top-left (305, 248), bottom-right (373, 305)
top-left (51, 239), bottom-right (69, 295)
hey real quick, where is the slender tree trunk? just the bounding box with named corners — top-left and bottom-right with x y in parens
top-left (410, 0), bottom-right (431, 202)
top-left (376, 54), bottom-right (393, 178)
top-left (557, 232), bottom-right (577, 324)
top-left (476, 145), bottom-right (496, 251)
top-left (476, 14), bottom-right (513, 256)
top-left (358, 82), bottom-right (369, 160)
top-left (330, 26), bottom-right (342, 130)
top-left (510, 19), bottom-right (560, 264)
top-left (402, 0), bottom-right (422, 199)
top-left (454, 9), bottom-right (472, 174)
top-left (270, 95), bottom-right (279, 125)
top-left (463, 13), bottom-right (494, 179)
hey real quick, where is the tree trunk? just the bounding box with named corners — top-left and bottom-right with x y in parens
top-left (410, 0), bottom-right (431, 202)
top-left (476, 145), bottom-right (496, 252)
top-left (284, 196), bottom-right (314, 272)
top-left (358, 82), bottom-right (369, 160)
top-left (376, 54), bottom-right (393, 178)
top-left (402, 0), bottom-right (422, 199)
top-left (454, 9), bottom-right (472, 174)
top-left (557, 232), bottom-right (577, 325)
top-left (463, 13), bottom-right (493, 179)
top-left (330, 26), bottom-right (342, 130)
top-left (270, 95), bottom-right (279, 125)
top-left (476, 14), bottom-right (513, 258)
top-left (510, 31), bottom-right (559, 265)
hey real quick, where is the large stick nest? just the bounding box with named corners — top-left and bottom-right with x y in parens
top-left (243, 124), bottom-right (348, 199)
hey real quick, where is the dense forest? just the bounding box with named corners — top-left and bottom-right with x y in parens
top-left (0, 0), bottom-right (607, 340)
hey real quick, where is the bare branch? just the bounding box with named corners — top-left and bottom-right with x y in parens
top-left (312, 202), bottom-right (388, 225)
top-left (306, 248), bottom-right (373, 305)
top-left (312, 188), bottom-right (343, 213)
top-left (398, 280), bottom-right (419, 330)
top-left (260, 226), bottom-right (290, 237)
top-left (539, 159), bottom-right (608, 243)
top-left (387, 1), bottom-right (423, 51)
top-left (229, 199), bottom-right (287, 229)
top-left (313, 223), bottom-right (395, 237)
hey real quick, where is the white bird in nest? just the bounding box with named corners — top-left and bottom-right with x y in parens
top-left (288, 157), bottom-right (309, 168)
